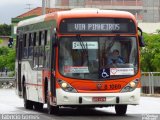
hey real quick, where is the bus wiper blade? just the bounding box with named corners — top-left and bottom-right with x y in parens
top-left (76, 35), bottom-right (89, 66)
top-left (76, 35), bottom-right (86, 55)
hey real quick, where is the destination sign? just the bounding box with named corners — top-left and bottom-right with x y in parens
top-left (59, 18), bottom-right (136, 34)
top-left (67, 23), bottom-right (127, 32)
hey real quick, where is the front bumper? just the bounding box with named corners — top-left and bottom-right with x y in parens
top-left (56, 88), bottom-right (140, 106)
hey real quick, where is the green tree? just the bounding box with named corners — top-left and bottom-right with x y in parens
top-left (0, 24), bottom-right (11, 36)
top-left (140, 33), bottom-right (160, 72)
top-left (0, 55), bottom-right (7, 70)
top-left (0, 38), bottom-right (3, 44)
top-left (0, 47), bottom-right (15, 71)
top-left (6, 49), bottom-right (16, 71)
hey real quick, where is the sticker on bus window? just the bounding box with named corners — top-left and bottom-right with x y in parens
top-left (99, 68), bottom-right (110, 79)
top-left (64, 66), bottom-right (89, 73)
top-left (72, 41), bottom-right (98, 49)
top-left (110, 68), bottom-right (134, 75)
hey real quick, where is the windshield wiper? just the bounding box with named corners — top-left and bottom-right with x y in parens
top-left (76, 35), bottom-right (89, 66)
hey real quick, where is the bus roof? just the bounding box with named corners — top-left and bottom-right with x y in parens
top-left (17, 9), bottom-right (136, 27)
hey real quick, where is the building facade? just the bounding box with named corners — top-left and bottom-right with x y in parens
top-left (143, 0), bottom-right (160, 22)
top-left (48, 0), bottom-right (160, 22)
top-left (53, 0), bottom-right (143, 21)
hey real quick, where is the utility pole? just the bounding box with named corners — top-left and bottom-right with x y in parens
top-left (26, 4), bottom-right (32, 10)
top-left (46, 0), bottom-right (51, 8)
top-left (42, 0), bottom-right (46, 15)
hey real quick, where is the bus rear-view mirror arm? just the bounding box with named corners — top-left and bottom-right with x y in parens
top-left (138, 27), bottom-right (145, 47)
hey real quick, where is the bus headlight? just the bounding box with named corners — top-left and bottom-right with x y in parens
top-left (57, 80), bottom-right (77, 93)
top-left (130, 81), bottom-right (136, 88)
top-left (61, 82), bottom-right (67, 88)
top-left (121, 79), bottom-right (139, 92)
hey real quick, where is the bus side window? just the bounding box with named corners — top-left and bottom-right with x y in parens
top-left (23, 34), bottom-right (28, 59)
top-left (44, 30), bottom-right (50, 68)
top-left (43, 30), bottom-right (48, 68)
top-left (16, 34), bottom-right (22, 61)
top-left (33, 32), bottom-right (36, 46)
top-left (33, 32), bottom-right (38, 68)
top-left (16, 35), bottom-right (19, 60)
top-left (44, 30), bottom-right (47, 45)
top-left (28, 33), bottom-right (33, 59)
top-left (39, 31), bottom-right (44, 68)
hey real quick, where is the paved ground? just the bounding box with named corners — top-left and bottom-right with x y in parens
top-left (0, 89), bottom-right (160, 120)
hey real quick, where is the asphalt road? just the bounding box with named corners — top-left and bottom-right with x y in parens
top-left (0, 89), bottom-right (160, 120)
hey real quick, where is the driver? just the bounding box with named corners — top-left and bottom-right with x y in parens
top-left (108, 49), bottom-right (124, 65)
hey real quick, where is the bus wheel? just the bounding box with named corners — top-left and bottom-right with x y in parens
top-left (47, 93), bottom-right (59, 114)
top-left (34, 102), bottom-right (43, 111)
top-left (23, 86), bottom-right (33, 109)
top-left (47, 91), bottom-right (54, 114)
top-left (52, 106), bottom-right (59, 114)
top-left (115, 105), bottom-right (127, 116)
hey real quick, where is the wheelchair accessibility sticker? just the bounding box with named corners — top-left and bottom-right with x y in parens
top-left (99, 68), bottom-right (110, 78)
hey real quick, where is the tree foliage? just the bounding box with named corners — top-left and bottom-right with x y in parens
top-left (0, 47), bottom-right (15, 71)
top-left (0, 38), bottom-right (3, 44)
top-left (0, 24), bottom-right (11, 36)
top-left (141, 33), bottom-right (160, 72)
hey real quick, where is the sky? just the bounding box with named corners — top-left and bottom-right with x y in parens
top-left (0, 0), bottom-right (42, 24)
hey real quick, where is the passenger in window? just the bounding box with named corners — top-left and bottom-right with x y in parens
top-left (108, 49), bottom-right (125, 65)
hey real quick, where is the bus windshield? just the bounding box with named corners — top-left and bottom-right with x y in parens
top-left (59, 36), bottom-right (138, 80)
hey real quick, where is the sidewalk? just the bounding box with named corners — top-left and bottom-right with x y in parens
top-left (141, 93), bottom-right (160, 97)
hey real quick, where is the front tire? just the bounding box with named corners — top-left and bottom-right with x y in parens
top-left (115, 105), bottom-right (127, 116)
top-left (34, 102), bottom-right (43, 111)
top-left (47, 98), bottom-right (54, 114)
top-left (47, 92), bottom-right (59, 114)
top-left (23, 86), bottom-right (33, 109)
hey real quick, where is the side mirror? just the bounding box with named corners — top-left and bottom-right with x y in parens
top-left (138, 27), bottom-right (145, 47)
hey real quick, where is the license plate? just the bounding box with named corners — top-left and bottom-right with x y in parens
top-left (92, 97), bottom-right (106, 102)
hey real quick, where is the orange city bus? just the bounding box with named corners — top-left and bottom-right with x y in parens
top-left (15, 9), bottom-right (145, 115)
